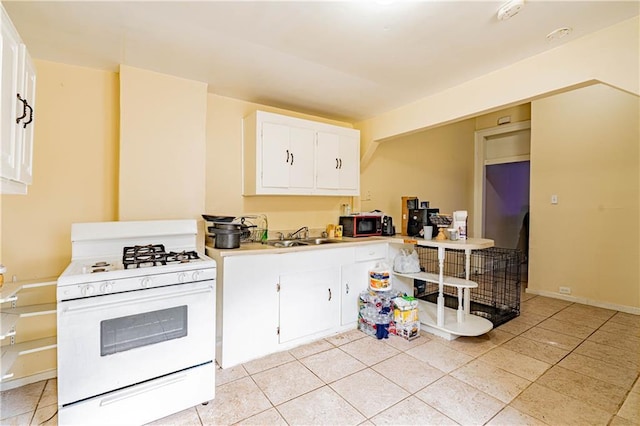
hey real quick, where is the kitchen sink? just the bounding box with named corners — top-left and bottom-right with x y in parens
top-left (264, 240), bottom-right (307, 247)
top-left (264, 237), bottom-right (345, 248)
top-left (300, 238), bottom-right (344, 245)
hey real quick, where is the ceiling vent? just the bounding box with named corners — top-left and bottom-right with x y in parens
top-left (497, 0), bottom-right (525, 21)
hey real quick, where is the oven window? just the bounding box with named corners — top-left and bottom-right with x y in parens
top-left (100, 306), bottom-right (188, 356)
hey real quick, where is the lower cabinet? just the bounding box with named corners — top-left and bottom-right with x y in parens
top-left (277, 248), bottom-right (348, 344)
top-left (279, 266), bottom-right (340, 343)
top-left (214, 243), bottom-right (388, 368)
top-left (219, 254), bottom-right (280, 368)
top-left (340, 244), bottom-right (388, 326)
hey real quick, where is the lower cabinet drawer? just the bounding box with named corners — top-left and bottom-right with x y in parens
top-left (354, 244), bottom-right (387, 262)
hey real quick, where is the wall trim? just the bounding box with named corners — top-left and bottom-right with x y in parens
top-left (525, 289), bottom-right (640, 315)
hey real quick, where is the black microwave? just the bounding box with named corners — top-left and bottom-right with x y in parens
top-left (339, 215), bottom-right (382, 237)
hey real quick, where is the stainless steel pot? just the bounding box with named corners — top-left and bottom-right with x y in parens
top-left (211, 228), bottom-right (242, 249)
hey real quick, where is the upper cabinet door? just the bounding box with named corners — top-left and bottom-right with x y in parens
top-left (315, 131), bottom-right (340, 190)
top-left (261, 122), bottom-right (291, 189)
top-left (16, 49), bottom-right (35, 184)
top-left (260, 121), bottom-right (315, 191)
top-left (316, 130), bottom-right (360, 194)
top-left (288, 126), bottom-right (314, 190)
top-left (1, 5), bottom-right (36, 194)
top-left (0, 10), bottom-right (21, 182)
top-left (337, 132), bottom-right (359, 191)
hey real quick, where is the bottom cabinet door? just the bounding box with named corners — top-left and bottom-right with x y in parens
top-left (340, 261), bottom-right (375, 326)
top-left (279, 266), bottom-right (340, 343)
top-left (222, 254), bottom-right (280, 367)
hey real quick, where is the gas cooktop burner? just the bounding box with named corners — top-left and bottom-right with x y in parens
top-left (167, 250), bottom-right (200, 263)
top-left (92, 261), bottom-right (110, 268)
top-left (92, 268), bottom-right (107, 273)
top-left (122, 245), bottom-right (200, 269)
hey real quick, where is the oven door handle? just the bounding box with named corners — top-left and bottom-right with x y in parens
top-left (60, 285), bottom-right (213, 314)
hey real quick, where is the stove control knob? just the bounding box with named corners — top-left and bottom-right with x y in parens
top-left (192, 270), bottom-right (201, 281)
top-left (101, 281), bottom-right (114, 294)
top-left (178, 272), bottom-right (187, 283)
top-left (81, 284), bottom-right (95, 297)
top-left (141, 277), bottom-right (151, 288)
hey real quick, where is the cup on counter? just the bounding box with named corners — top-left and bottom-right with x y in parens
top-left (447, 228), bottom-right (458, 241)
top-left (423, 226), bottom-right (433, 240)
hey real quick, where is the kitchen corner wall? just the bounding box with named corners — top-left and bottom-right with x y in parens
top-left (1, 60), bottom-right (119, 281)
top-left (529, 84), bottom-right (639, 310)
top-left (359, 118), bottom-right (477, 230)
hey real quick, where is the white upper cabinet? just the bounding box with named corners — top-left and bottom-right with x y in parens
top-left (315, 130), bottom-right (359, 194)
top-left (243, 110), bottom-right (360, 196)
top-left (1, 5), bottom-right (36, 194)
top-left (261, 121), bottom-right (315, 192)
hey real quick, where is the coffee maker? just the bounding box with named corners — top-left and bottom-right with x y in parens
top-left (407, 208), bottom-right (439, 238)
top-left (382, 215), bottom-right (395, 236)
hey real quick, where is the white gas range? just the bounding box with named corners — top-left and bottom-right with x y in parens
top-left (56, 219), bottom-right (216, 426)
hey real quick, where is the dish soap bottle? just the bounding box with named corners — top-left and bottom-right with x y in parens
top-left (260, 214), bottom-right (269, 243)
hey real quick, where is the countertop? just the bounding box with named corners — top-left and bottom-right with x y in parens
top-left (205, 235), bottom-right (410, 257)
top-left (204, 235), bottom-right (494, 257)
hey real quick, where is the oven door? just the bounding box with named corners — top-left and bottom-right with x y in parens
top-left (57, 280), bottom-right (215, 406)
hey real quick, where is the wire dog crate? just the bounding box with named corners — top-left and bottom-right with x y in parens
top-left (413, 246), bottom-right (522, 326)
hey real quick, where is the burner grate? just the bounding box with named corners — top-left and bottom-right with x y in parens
top-left (122, 245), bottom-right (200, 269)
top-left (123, 244), bottom-right (167, 269)
top-left (167, 250), bottom-right (200, 263)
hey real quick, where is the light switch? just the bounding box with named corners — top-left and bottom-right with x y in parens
top-left (551, 194), bottom-right (558, 204)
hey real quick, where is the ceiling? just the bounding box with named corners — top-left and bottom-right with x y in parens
top-left (4, 1), bottom-right (639, 122)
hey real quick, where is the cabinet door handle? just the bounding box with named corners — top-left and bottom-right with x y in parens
top-left (345, 283), bottom-right (349, 294)
top-left (23, 101), bottom-right (33, 129)
top-left (328, 288), bottom-right (332, 301)
top-left (290, 153), bottom-right (294, 166)
top-left (339, 158), bottom-right (342, 169)
top-left (335, 158), bottom-right (339, 169)
top-left (16, 94), bottom-right (27, 124)
top-left (286, 149), bottom-right (290, 163)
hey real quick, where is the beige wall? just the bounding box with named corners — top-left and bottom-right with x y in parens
top-left (119, 65), bottom-right (207, 222)
top-left (360, 119), bottom-right (476, 234)
top-left (529, 84), bottom-right (639, 309)
top-left (204, 94), bottom-right (354, 233)
top-left (360, 104), bottom-right (531, 237)
top-left (1, 60), bottom-right (119, 281)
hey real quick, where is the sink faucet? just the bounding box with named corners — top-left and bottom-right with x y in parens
top-left (288, 226), bottom-right (309, 239)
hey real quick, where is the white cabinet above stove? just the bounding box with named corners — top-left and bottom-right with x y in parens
top-left (243, 110), bottom-right (360, 196)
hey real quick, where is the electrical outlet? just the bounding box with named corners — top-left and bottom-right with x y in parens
top-left (559, 286), bottom-right (571, 295)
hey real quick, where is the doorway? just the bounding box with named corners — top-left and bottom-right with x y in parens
top-left (484, 161), bottom-right (530, 249)
top-left (474, 121), bottom-right (531, 284)
top-left (473, 120), bottom-right (531, 245)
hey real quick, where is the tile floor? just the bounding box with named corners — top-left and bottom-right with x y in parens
top-left (2, 292), bottom-right (639, 425)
